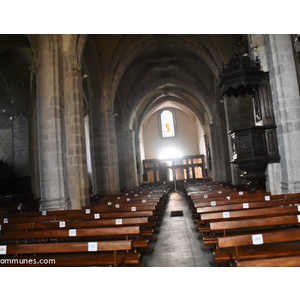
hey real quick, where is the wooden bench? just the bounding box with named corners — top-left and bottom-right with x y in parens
top-left (209, 214), bottom-right (300, 234)
top-left (0, 223), bottom-right (153, 252)
top-left (0, 240), bottom-right (139, 267)
top-left (214, 227), bottom-right (300, 265)
top-left (196, 197), bottom-right (300, 214)
top-left (200, 205), bottom-right (300, 222)
top-left (236, 256), bottom-right (300, 267)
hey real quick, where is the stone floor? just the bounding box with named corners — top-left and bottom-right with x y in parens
top-left (142, 190), bottom-right (214, 267)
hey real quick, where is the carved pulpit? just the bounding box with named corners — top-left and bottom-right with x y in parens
top-left (218, 35), bottom-right (280, 191)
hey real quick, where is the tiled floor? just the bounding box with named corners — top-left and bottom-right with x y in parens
top-left (142, 191), bottom-right (214, 267)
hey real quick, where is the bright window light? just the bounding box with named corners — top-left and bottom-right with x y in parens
top-left (158, 148), bottom-right (182, 159)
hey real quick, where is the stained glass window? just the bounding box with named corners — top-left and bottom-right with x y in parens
top-left (160, 109), bottom-right (175, 138)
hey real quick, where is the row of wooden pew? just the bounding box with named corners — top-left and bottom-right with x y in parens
top-left (0, 184), bottom-right (170, 267)
top-left (183, 180), bottom-right (300, 267)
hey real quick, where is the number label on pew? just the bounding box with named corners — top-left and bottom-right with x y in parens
top-left (85, 209), bottom-right (90, 214)
top-left (3, 218), bottom-right (8, 224)
top-left (243, 203), bottom-right (249, 209)
top-left (116, 219), bottom-right (122, 225)
top-left (252, 234), bottom-right (264, 245)
top-left (204, 194), bottom-right (208, 199)
top-left (115, 204), bottom-right (120, 208)
top-left (59, 221), bottom-right (66, 228)
top-left (227, 196), bottom-right (230, 200)
top-left (131, 207), bottom-right (136, 211)
top-left (0, 245), bottom-right (7, 255)
top-left (239, 191), bottom-right (243, 195)
top-left (211, 201), bottom-right (216, 206)
top-left (69, 229), bottom-right (76, 236)
top-left (223, 212), bottom-right (230, 218)
top-left (42, 210), bottom-right (47, 216)
top-left (88, 242), bottom-right (98, 252)
top-left (265, 196), bottom-right (270, 201)
top-left (94, 213), bottom-right (100, 219)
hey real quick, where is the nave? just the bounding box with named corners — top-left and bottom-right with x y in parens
top-left (142, 191), bottom-right (213, 267)
top-left (2, 179), bottom-right (300, 267)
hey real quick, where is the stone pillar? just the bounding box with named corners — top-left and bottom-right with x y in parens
top-left (91, 102), bottom-right (120, 195)
top-left (124, 129), bottom-right (138, 189)
top-left (61, 35), bottom-right (90, 209)
top-left (209, 122), bottom-right (231, 182)
top-left (36, 35), bottom-right (69, 210)
top-left (264, 34), bottom-right (300, 193)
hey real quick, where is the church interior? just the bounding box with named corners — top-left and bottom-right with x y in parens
top-left (1, 33), bottom-right (300, 272)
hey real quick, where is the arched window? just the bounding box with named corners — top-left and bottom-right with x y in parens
top-left (160, 109), bottom-right (176, 138)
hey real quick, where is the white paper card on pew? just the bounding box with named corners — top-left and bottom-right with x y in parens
top-left (85, 209), bottom-right (90, 214)
top-left (223, 212), bottom-right (230, 218)
top-left (204, 194), bottom-right (208, 199)
top-left (42, 210), bottom-right (47, 216)
top-left (252, 234), bottom-right (264, 245)
top-left (298, 215), bottom-right (300, 223)
top-left (115, 204), bottom-right (120, 208)
top-left (243, 203), bottom-right (249, 209)
top-left (265, 196), bottom-right (270, 201)
top-left (0, 225), bottom-right (1, 230)
top-left (148, 195), bottom-right (152, 197)
top-left (94, 213), bottom-right (100, 219)
top-left (126, 193), bottom-right (129, 195)
top-left (218, 191), bottom-right (222, 194)
top-left (131, 207), bottom-right (136, 211)
top-left (142, 200), bottom-right (146, 203)
top-left (0, 245), bottom-right (7, 255)
top-left (127, 198), bottom-right (130, 201)
top-left (297, 205), bottom-right (300, 212)
top-left (116, 219), bottom-right (122, 225)
top-left (227, 196), bottom-right (231, 200)
top-left (17, 203), bottom-right (22, 210)
top-left (88, 242), bottom-right (98, 252)
top-left (69, 229), bottom-right (76, 236)
top-left (239, 191), bottom-right (243, 195)
top-left (108, 202), bottom-right (112, 205)
top-left (3, 218), bottom-right (8, 223)
top-left (211, 201), bottom-right (216, 206)
top-left (59, 221), bottom-right (66, 228)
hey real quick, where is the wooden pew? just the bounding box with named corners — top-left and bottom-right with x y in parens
top-left (236, 256), bottom-right (300, 267)
top-left (200, 205), bottom-right (300, 222)
top-left (214, 227), bottom-right (300, 265)
top-left (209, 214), bottom-right (300, 234)
top-left (199, 214), bottom-right (300, 248)
top-left (0, 240), bottom-right (139, 267)
top-left (196, 197), bottom-right (300, 214)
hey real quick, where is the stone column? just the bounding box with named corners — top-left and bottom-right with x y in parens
top-left (264, 34), bottom-right (300, 193)
top-left (61, 35), bottom-right (90, 209)
top-left (36, 35), bottom-right (69, 210)
top-left (91, 101), bottom-right (120, 195)
top-left (124, 129), bottom-right (138, 189)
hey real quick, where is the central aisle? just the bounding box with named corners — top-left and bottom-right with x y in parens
top-left (143, 191), bottom-right (213, 267)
